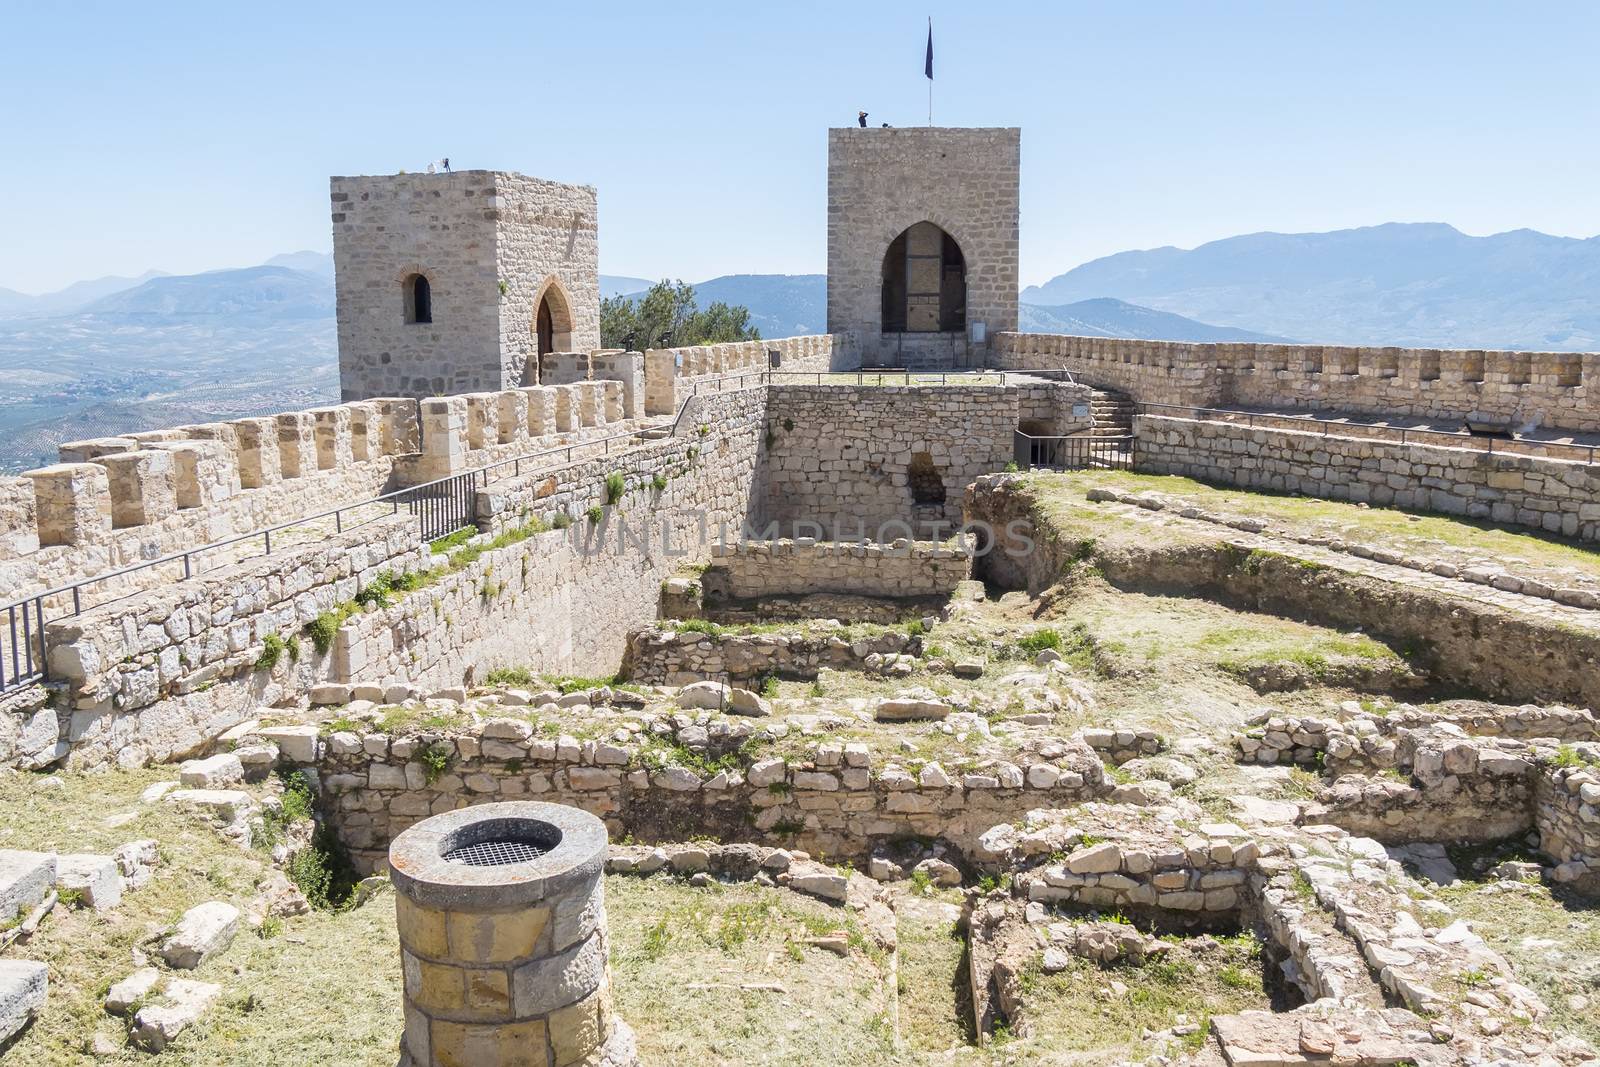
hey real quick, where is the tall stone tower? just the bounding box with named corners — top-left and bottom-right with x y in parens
top-left (826, 127), bottom-right (1020, 368)
top-left (331, 170), bottom-right (601, 400)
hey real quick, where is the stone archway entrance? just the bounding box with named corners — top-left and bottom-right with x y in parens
top-left (881, 222), bottom-right (966, 334)
top-left (533, 280), bottom-right (574, 358)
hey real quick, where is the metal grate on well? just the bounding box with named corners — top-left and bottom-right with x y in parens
top-left (443, 837), bottom-right (553, 867)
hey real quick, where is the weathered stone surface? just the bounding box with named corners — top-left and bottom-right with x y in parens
top-left (876, 697), bottom-right (950, 722)
top-left (0, 959), bottom-right (47, 1045)
top-left (55, 853), bottom-right (123, 910)
top-left (0, 850), bottom-right (55, 922)
top-left (160, 901), bottom-right (240, 969)
top-left (105, 967), bottom-right (162, 1015)
top-left (178, 753), bottom-right (243, 789)
top-left (131, 978), bottom-right (221, 1052)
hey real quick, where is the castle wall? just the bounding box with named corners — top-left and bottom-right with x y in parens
top-left (828, 128), bottom-right (1020, 368)
top-left (30, 517), bottom-right (425, 769)
top-left (1134, 414), bottom-right (1600, 541)
top-left (762, 384), bottom-right (1018, 536)
top-left (641, 335), bottom-right (845, 416)
top-left (332, 170), bottom-right (599, 400)
top-left (337, 388), bottom-right (769, 689)
top-left (995, 332), bottom-right (1600, 434)
top-left (699, 537), bottom-right (972, 604)
top-left (298, 718), bottom-right (1105, 872)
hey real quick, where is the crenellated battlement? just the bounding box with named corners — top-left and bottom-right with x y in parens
top-left (995, 331), bottom-right (1600, 434)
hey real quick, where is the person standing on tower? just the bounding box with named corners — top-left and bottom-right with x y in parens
top-left (858, 110), bottom-right (868, 128)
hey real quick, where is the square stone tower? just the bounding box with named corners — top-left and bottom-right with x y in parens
top-left (827, 127), bottom-right (1020, 368)
top-left (331, 170), bottom-right (600, 400)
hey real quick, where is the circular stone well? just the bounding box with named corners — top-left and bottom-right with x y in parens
top-left (389, 801), bottom-right (635, 1067)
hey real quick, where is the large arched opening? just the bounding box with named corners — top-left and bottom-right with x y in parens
top-left (881, 222), bottom-right (966, 334)
top-left (533, 278), bottom-right (575, 357)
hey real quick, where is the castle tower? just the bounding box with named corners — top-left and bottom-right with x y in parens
top-left (826, 127), bottom-right (1020, 369)
top-left (330, 170), bottom-right (601, 400)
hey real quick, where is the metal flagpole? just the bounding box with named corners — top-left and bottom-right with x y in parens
top-left (926, 17), bottom-right (933, 126)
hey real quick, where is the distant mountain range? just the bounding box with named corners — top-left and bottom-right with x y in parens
top-left (5, 220), bottom-right (1599, 472)
top-left (1024, 222), bottom-right (1600, 351)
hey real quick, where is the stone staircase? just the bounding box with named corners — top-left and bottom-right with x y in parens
top-left (1088, 388), bottom-right (1135, 437)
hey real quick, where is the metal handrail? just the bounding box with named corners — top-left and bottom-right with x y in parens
top-left (1136, 402), bottom-right (1600, 466)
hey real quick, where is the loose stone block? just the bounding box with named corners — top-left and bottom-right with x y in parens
top-left (0, 849), bottom-right (56, 922)
top-left (55, 853), bottom-right (124, 910)
top-left (131, 977), bottom-right (220, 1052)
top-left (160, 901), bottom-right (240, 969)
top-left (105, 967), bottom-right (161, 1015)
top-left (94, 449), bottom-right (177, 528)
top-left (0, 959), bottom-right (47, 1045)
top-left (179, 753), bottom-right (244, 789)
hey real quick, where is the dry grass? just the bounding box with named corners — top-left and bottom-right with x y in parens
top-left (605, 876), bottom-right (903, 1065)
top-left (0, 766), bottom-right (402, 1066)
top-left (1034, 468), bottom-right (1600, 581)
top-left (999, 931), bottom-right (1274, 1065)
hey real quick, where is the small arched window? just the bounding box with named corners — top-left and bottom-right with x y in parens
top-left (404, 274), bottom-right (433, 324)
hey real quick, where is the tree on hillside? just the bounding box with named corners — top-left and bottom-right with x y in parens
top-left (600, 279), bottom-right (760, 351)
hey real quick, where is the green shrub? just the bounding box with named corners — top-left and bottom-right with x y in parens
top-left (759, 675), bottom-right (780, 698)
top-left (306, 604), bottom-right (357, 656)
top-left (1017, 628), bottom-right (1062, 653)
top-left (603, 471), bottom-right (626, 505)
top-left (485, 666), bottom-right (537, 687)
top-left (651, 473), bottom-right (668, 491)
top-left (419, 742), bottom-right (452, 785)
top-left (255, 633), bottom-right (285, 672)
top-left (552, 512), bottom-right (572, 529)
top-left (904, 619), bottom-right (926, 637)
top-left (586, 505), bottom-right (603, 525)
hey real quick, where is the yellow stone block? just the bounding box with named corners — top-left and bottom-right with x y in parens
top-left (463, 967), bottom-right (512, 1019)
top-left (550, 988), bottom-right (601, 1066)
top-left (396, 895), bottom-right (449, 959)
top-left (431, 1017), bottom-right (550, 1067)
top-left (446, 905), bottom-right (550, 963)
top-left (411, 958), bottom-right (465, 1016)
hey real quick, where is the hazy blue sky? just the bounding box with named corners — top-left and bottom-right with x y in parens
top-left (5, 1), bottom-right (1599, 293)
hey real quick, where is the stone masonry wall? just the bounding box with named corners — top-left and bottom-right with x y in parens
top-left (302, 717), bottom-right (1106, 872)
top-left (29, 517), bottom-right (425, 770)
top-left (995, 332), bottom-right (1600, 434)
top-left (1537, 761), bottom-right (1600, 893)
top-left (332, 388), bottom-right (770, 689)
top-left (700, 537), bottom-right (972, 603)
top-left (1135, 413), bottom-right (1600, 541)
top-left (763, 384), bottom-right (1016, 536)
top-left (333, 170), bottom-right (600, 400)
top-left (641, 335), bottom-right (843, 416)
top-left (0, 382), bottom-right (643, 611)
top-left (828, 128), bottom-right (1020, 367)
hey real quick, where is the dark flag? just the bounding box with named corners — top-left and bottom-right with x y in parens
top-left (925, 19), bottom-right (934, 80)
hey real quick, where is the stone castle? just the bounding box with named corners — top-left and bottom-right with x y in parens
top-left (1, 125), bottom-right (1598, 1066)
